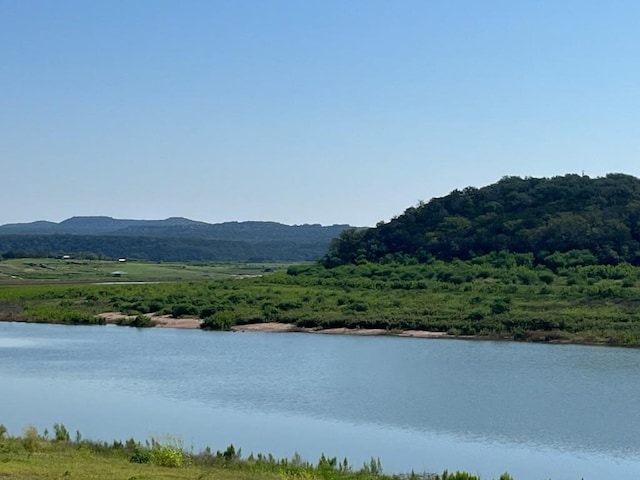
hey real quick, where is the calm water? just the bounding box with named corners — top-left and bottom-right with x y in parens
top-left (1, 322), bottom-right (639, 479)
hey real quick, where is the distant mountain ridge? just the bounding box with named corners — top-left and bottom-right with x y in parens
top-left (0, 217), bottom-right (353, 262)
top-left (0, 216), bottom-right (349, 240)
top-left (0, 216), bottom-right (205, 234)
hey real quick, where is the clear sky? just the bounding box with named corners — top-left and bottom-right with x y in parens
top-left (2, 1), bottom-right (640, 227)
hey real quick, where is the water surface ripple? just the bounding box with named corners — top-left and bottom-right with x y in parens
top-left (1, 322), bottom-right (639, 479)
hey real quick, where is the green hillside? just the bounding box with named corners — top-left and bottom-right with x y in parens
top-left (324, 173), bottom-right (640, 267)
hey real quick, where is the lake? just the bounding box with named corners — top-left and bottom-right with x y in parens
top-left (1, 321), bottom-right (639, 479)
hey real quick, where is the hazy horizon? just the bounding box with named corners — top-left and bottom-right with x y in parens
top-left (3, 1), bottom-right (640, 227)
top-left (2, 170), bottom-right (636, 228)
top-left (0, 214), bottom-right (354, 227)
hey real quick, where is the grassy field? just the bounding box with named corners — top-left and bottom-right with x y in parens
top-left (0, 444), bottom-right (285, 480)
top-left (0, 426), bottom-right (498, 480)
top-left (0, 258), bottom-right (288, 283)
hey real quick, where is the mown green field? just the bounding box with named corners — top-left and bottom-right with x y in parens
top-left (2, 254), bottom-right (640, 345)
top-left (0, 425), bottom-right (508, 480)
top-left (0, 258), bottom-right (287, 283)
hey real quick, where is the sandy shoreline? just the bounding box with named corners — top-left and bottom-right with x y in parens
top-left (230, 323), bottom-right (447, 338)
top-left (98, 312), bottom-right (203, 329)
top-left (97, 313), bottom-right (449, 338)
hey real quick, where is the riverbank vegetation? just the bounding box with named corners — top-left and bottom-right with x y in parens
top-left (2, 253), bottom-right (640, 345)
top-left (0, 423), bottom-right (511, 480)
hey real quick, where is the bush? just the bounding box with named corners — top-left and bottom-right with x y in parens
top-left (201, 311), bottom-right (235, 330)
top-left (130, 446), bottom-right (151, 464)
top-left (218, 443), bottom-right (241, 462)
top-left (538, 272), bottom-right (555, 284)
top-left (53, 422), bottom-right (70, 442)
top-left (22, 425), bottom-right (40, 453)
top-left (151, 445), bottom-right (183, 467)
top-left (171, 304), bottom-right (198, 318)
top-left (348, 302), bottom-right (368, 312)
top-left (129, 314), bottom-right (152, 328)
top-left (490, 299), bottom-right (510, 314)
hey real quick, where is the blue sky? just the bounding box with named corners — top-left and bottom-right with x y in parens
top-left (2, 1), bottom-right (640, 227)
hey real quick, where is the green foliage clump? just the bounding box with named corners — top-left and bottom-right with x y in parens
top-left (438, 471), bottom-right (481, 480)
top-left (129, 445), bottom-right (151, 464)
top-left (148, 436), bottom-right (185, 468)
top-left (21, 425), bottom-right (41, 454)
top-left (53, 422), bottom-right (70, 442)
top-left (170, 303), bottom-right (199, 318)
top-left (201, 311), bottom-right (236, 330)
top-left (218, 443), bottom-right (241, 462)
top-left (151, 444), bottom-right (183, 467)
top-left (129, 314), bottom-right (152, 328)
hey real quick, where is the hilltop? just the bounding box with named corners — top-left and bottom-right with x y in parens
top-left (324, 173), bottom-right (640, 267)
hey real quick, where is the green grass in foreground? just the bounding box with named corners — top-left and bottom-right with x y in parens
top-left (0, 424), bottom-right (513, 480)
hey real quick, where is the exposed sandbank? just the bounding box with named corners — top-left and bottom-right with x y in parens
top-left (231, 322), bottom-right (447, 338)
top-left (98, 312), bottom-right (203, 329)
top-left (97, 313), bottom-right (449, 338)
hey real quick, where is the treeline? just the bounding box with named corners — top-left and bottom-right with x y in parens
top-left (0, 217), bottom-right (350, 241)
top-left (0, 218), bottom-right (351, 262)
top-left (324, 173), bottom-right (640, 267)
top-left (0, 235), bottom-right (333, 262)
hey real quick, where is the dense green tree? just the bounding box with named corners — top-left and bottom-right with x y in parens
top-left (323, 173), bottom-right (640, 267)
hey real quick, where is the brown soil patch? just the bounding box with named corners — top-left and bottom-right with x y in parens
top-left (230, 322), bottom-right (449, 338)
top-left (98, 312), bottom-right (133, 324)
top-left (98, 312), bottom-right (202, 329)
top-left (397, 330), bottom-right (448, 338)
top-left (97, 314), bottom-right (447, 338)
top-left (230, 322), bottom-right (302, 332)
top-left (0, 302), bottom-right (24, 321)
top-left (150, 315), bottom-right (202, 329)
top-left (314, 327), bottom-right (388, 336)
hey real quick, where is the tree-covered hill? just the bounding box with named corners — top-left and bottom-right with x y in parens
top-left (0, 218), bottom-right (352, 262)
top-left (0, 216), bottom-right (349, 242)
top-left (0, 235), bottom-right (334, 262)
top-left (324, 173), bottom-right (640, 267)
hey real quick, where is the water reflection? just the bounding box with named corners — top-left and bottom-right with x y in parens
top-left (1, 322), bottom-right (639, 479)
